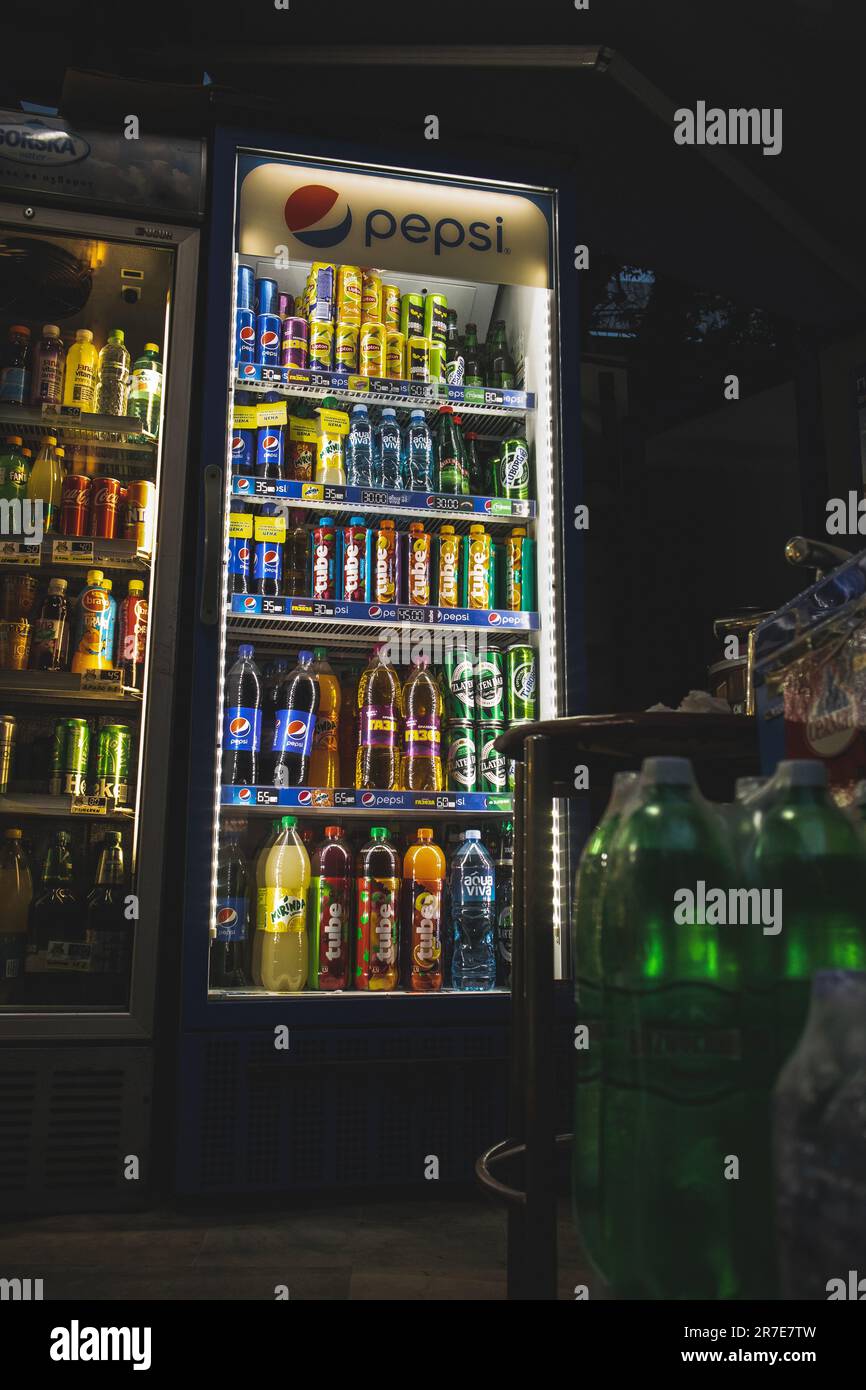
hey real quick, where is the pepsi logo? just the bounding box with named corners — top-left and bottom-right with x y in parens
top-left (216, 906), bottom-right (238, 927)
top-left (286, 719), bottom-right (306, 737)
top-left (284, 183), bottom-right (353, 249)
top-left (238, 545), bottom-right (250, 562)
top-left (487, 611), bottom-right (502, 624)
top-left (297, 789), bottom-right (313, 805)
top-left (238, 787), bottom-right (252, 802)
top-left (426, 496), bottom-right (436, 507)
top-left (260, 435), bottom-right (280, 452)
top-left (361, 792), bottom-right (376, 806)
top-left (259, 330), bottom-right (280, 349)
top-left (263, 548), bottom-right (279, 566)
top-left (484, 499), bottom-right (493, 512)
top-left (368, 605), bottom-right (382, 618)
top-left (241, 364), bottom-right (257, 377)
top-left (238, 325), bottom-right (256, 344)
top-left (229, 716), bottom-right (251, 738)
top-left (231, 436), bottom-right (244, 453)
top-left (236, 478), bottom-right (250, 492)
top-left (243, 597), bottom-right (257, 610)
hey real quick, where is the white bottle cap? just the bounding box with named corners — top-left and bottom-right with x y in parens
top-left (774, 760), bottom-right (826, 788)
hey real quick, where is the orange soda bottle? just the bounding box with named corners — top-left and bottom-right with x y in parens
top-left (403, 827), bottom-right (446, 992)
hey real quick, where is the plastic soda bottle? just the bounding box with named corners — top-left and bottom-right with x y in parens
top-left (436, 405), bottom-right (465, 494)
top-left (307, 647), bottom-right (341, 788)
top-left (128, 343), bottom-right (163, 437)
top-left (345, 403), bottom-right (373, 487)
top-left (401, 655), bottom-right (443, 791)
top-left (118, 579), bottom-right (148, 690)
top-left (355, 827), bottom-right (401, 990)
top-left (355, 642), bottom-right (401, 790)
top-left (0, 828), bottom-right (32, 1002)
top-left (30, 325), bottom-right (64, 407)
top-left (95, 328), bottom-right (131, 416)
top-left (63, 329), bottom-right (99, 411)
top-left (271, 650), bottom-right (319, 788)
top-left (308, 825), bottom-right (352, 990)
top-left (406, 409), bottom-right (434, 492)
top-left (26, 433), bottom-right (64, 531)
top-left (0, 436), bottom-right (29, 503)
top-left (71, 569), bottom-right (115, 673)
top-left (211, 831), bottom-right (251, 988)
top-left (315, 395), bottom-right (346, 485)
top-left (222, 644), bottom-right (262, 785)
top-left (404, 828), bottom-right (446, 992)
top-left (252, 816), bottom-right (311, 992)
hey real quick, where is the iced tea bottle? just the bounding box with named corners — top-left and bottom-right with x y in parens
top-left (355, 827), bottom-right (401, 990)
top-left (355, 643), bottom-right (401, 790)
top-left (403, 828), bottom-right (445, 992)
top-left (401, 655), bottom-right (443, 791)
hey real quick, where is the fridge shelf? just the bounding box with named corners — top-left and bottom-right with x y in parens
top-left (222, 787), bottom-right (512, 816)
top-left (0, 670), bottom-right (142, 705)
top-left (0, 537), bottom-right (151, 571)
top-left (208, 986), bottom-right (511, 999)
top-left (227, 597), bottom-right (539, 654)
top-left (0, 404), bottom-right (157, 452)
top-left (0, 792), bottom-right (135, 820)
top-left (231, 474), bottom-right (535, 523)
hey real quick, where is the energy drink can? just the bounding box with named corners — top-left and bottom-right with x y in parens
top-left (236, 264), bottom-right (255, 310)
top-left (463, 525), bottom-right (492, 610)
top-left (337, 265), bottom-right (363, 325)
top-left (361, 270), bottom-right (382, 324)
top-left (423, 293), bottom-right (448, 346)
top-left (436, 525), bottom-right (460, 607)
top-left (341, 516), bottom-right (371, 602)
top-left (406, 522), bottom-right (432, 605)
top-left (443, 646), bottom-right (475, 721)
top-left (430, 343), bottom-right (445, 382)
top-left (335, 321), bottom-right (359, 373)
top-left (506, 645), bottom-right (537, 723)
top-left (400, 294), bottom-right (424, 340)
top-left (373, 520), bottom-right (398, 604)
top-left (505, 527), bottom-right (528, 611)
top-left (475, 650), bottom-right (505, 724)
top-left (498, 437), bottom-right (530, 500)
top-left (309, 320), bottom-right (333, 370)
top-left (0, 714), bottom-right (16, 794)
top-left (446, 722), bottom-right (477, 792)
top-left (407, 337), bottom-right (431, 384)
top-left (255, 278), bottom-right (279, 316)
top-left (385, 330), bottom-right (405, 380)
top-left (359, 322), bottom-right (385, 378)
top-left (382, 284), bottom-right (401, 329)
top-left (235, 308), bottom-right (256, 364)
top-left (257, 313), bottom-right (281, 366)
top-left (63, 717), bottom-right (90, 797)
top-left (312, 517), bottom-right (338, 601)
top-left (280, 317), bottom-right (308, 370)
top-left (96, 723), bottom-right (131, 803)
top-left (476, 723), bottom-right (507, 792)
top-left (48, 717), bottom-right (64, 796)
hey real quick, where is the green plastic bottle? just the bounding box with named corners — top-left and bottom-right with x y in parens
top-left (128, 342), bottom-right (162, 438)
top-left (0, 435), bottom-right (29, 503)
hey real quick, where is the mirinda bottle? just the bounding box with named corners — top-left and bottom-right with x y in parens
top-left (403, 828), bottom-right (446, 992)
top-left (252, 815), bottom-right (311, 992)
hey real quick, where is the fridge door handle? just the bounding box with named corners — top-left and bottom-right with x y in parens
top-left (200, 464), bottom-right (223, 626)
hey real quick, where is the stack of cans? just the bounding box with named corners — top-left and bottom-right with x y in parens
top-left (442, 644), bottom-right (537, 794)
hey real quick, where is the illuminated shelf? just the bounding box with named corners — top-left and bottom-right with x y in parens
top-left (0, 792), bottom-right (135, 820)
top-left (228, 594), bottom-right (538, 632)
top-left (231, 474), bottom-right (535, 523)
top-left (209, 986), bottom-right (511, 999)
top-left (0, 536), bottom-right (150, 570)
top-left (0, 670), bottom-right (142, 705)
top-left (221, 786), bottom-right (513, 815)
top-left (0, 403), bottom-right (157, 450)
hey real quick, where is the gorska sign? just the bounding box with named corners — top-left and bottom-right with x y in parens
top-left (239, 162), bottom-right (551, 288)
top-left (0, 118), bottom-right (90, 165)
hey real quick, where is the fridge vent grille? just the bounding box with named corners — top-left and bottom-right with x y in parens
top-left (0, 1068), bottom-right (38, 1191)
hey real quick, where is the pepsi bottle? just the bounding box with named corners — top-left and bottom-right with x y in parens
top-left (271, 649), bottom-right (320, 788)
top-left (254, 503), bottom-right (285, 598)
top-left (228, 502), bottom-right (252, 595)
top-left (255, 390), bottom-right (285, 479)
top-left (261, 655), bottom-right (289, 783)
top-left (222, 643), bottom-right (263, 785)
top-left (211, 832), bottom-right (251, 988)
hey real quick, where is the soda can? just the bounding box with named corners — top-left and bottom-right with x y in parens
top-left (341, 516), bottom-right (371, 602)
top-left (446, 722), bottom-right (476, 792)
top-left (382, 284), bottom-right (401, 329)
top-left (96, 723), bottom-right (131, 803)
top-left (257, 312), bottom-right (281, 366)
top-left (122, 480), bottom-right (156, 554)
top-left (7, 618), bottom-right (30, 671)
top-left (436, 526), bottom-right (460, 607)
top-left (359, 322), bottom-right (386, 379)
top-left (48, 716), bottom-right (64, 796)
top-left (406, 522), bottom-right (431, 605)
top-left (280, 317), bottom-right (308, 370)
top-left (505, 527), bottom-right (528, 611)
top-left (60, 474), bottom-right (91, 537)
top-left (464, 525), bottom-right (492, 609)
top-left (63, 717), bottom-right (90, 797)
top-left (443, 646), bottom-right (475, 721)
top-left (429, 343), bottom-right (445, 383)
top-left (0, 713), bottom-right (15, 794)
top-left (400, 294), bottom-right (424, 340)
top-left (506, 644), bottom-right (537, 723)
top-left (277, 291), bottom-right (294, 320)
top-left (236, 264), bottom-right (255, 311)
top-left (373, 520), bottom-right (398, 603)
top-left (385, 330), bottom-right (405, 380)
top-left (235, 307), bottom-right (256, 364)
top-left (308, 320), bottom-right (333, 370)
top-left (337, 265), bottom-right (363, 325)
top-left (256, 278), bottom-right (279, 315)
top-left (407, 337), bottom-right (431, 384)
top-left (312, 516), bottom-right (338, 601)
top-left (475, 650), bottom-right (505, 723)
top-left (0, 573), bottom-right (38, 621)
top-left (476, 723), bottom-right (507, 793)
top-left (361, 270), bottom-right (382, 324)
top-left (256, 424), bottom-right (284, 477)
top-left (88, 478), bottom-right (123, 539)
top-left (335, 320), bottom-right (359, 373)
top-left (230, 425), bottom-right (255, 474)
top-left (423, 293), bottom-right (448, 346)
top-left (310, 263), bottom-right (336, 300)
top-left (498, 437), bottom-right (530, 500)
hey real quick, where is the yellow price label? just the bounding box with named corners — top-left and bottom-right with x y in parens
top-left (229, 512), bottom-right (254, 539)
top-left (257, 401), bottom-right (288, 427)
top-left (232, 405), bottom-right (258, 429)
top-left (317, 407), bottom-right (350, 436)
top-left (290, 416), bottom-right (318, 443)
top-left (254, 515), bottom-right (287, 542)
top-left (300, 484), bottom-right (324, 501)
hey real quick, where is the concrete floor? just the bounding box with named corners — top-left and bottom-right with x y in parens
top-left (0, 1194), bottom-right (598, 1300)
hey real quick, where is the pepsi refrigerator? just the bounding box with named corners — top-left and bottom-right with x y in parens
top-left (178, 130), bottom-right (581, 1193)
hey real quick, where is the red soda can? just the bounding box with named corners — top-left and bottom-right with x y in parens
top-left (60, 474), bottom-right (91, 537)
top-left (407, 522), bottom-right (431, 605)
top-left (373, 520), bottom-right (398, 604)
top-left (88, 477), bottom-right (123, 539)
top-left (341, 517), bottom-right (370, 602)
top-left (311, 516), bottom-right (337, 600)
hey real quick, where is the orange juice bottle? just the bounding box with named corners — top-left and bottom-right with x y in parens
top-left (252, 815), bottom-right (311, 992)
top-left (63, 329), bottom-right (99, 412)
top-left (404, 828), bottom-right (446, 992)
top-left (308, 647), bottom-right (341, 788)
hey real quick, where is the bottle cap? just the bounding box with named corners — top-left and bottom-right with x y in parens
top-left (380, 519), bottom-right (395, 530)
top-left (4, 828), bottom-right (22, 839)
top-left (410, 409), bottom-right (425, 421)
top-left (470, 524), bottom-right (485, 535)
top-left (144, 342), bottom-right (160, 353)
top-left (85, 569), bottom-right (104, 585)
top-left (42, 324), bottom-right (60, 337)
top-left (351, 402), bottom-right (368, 414)
top-left (318, 516), bottom-right (334, 526)
top-left (349, 516), bottom-right (366, 526)
top-left (109, 329), bottom-right (125, 342)
top-left (238, 643), bottom-right (254, 659)
top-left (409, 521), bottom-right (424, 533)
top-left (325, 825), bottom-right (344, 837)
top-left (103, 578), bottom-right (113, 592)
top-left (48, 578), bottom-right (67, 593)
top-left (464, 829), bottom-right (481, 840)
top-left (10, 324), bottom-right (30, 336)
top-left (371, 827), bottom-right (390, 841)
top-left (440, 524), bottom-right (455, 535)
top-left (774, 759), bottom-right (826, 788)
top-left (312, 646), bottom-right (327, 660)
top-left (280, 815), bottom-right (297, 829)
top-left (106, 830), bottom-right (122, 845)
top-left (641, 757), bottom-right (693, 785)
top-left (382, 407), bottom-right (396, 418)
top-left (44, 435), bottom-right (57, 446)
top-left (75, 329), bottom-right (93, 341)
top-left (6, 436), bottom-right (22, 446)
top-left (298, 649), bottom-right (313, 663)
top-left (438, 404), bottom-right (454, 414)
top-left (417, 828), bottom-right (434, 842)
top-left (128, 579), bottom-right (144, 593)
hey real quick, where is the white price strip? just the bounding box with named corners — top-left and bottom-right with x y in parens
top-left (0, 540), bottom-right (41, 565)
top-left (51, 539), bottom-right (94, 564)
top-left (81, 668), bottom-right (123, 693)
top-left (71, 794), bottom-right (108, 816)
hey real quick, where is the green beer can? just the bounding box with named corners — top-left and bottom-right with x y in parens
top-left (429, 343), bottom-right (445, 383)
top-left (49, 718), bottom-right (66, 796)
top-left (506, 644), bottom-right (537, 723)
top-left (446, 722), bottom-right (477, 792)
top-left (63, 717), bottom-right (90, 796)
top-left (423, 292), bottom-right (448, 346)
top-left (443, 646), bottom-right (475, 722)
top-left (475, 649), bottom-right (505, 724)
top-left (96, 723), bottom-right (131, 804)
top-left (476, 723), bottom-right (507, 792)
top-left (497, 437), bottom-right (530, 500)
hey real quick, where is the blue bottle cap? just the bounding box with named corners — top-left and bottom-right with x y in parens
top-left (318, 516), bottom-right (334, 525)
top-left (352, 402), bottom-right (368, 414)
top-left (298, 649), bottom-right (313, 663)
top-left (238, 644), bottom-right (254, 659)
top-left (349, 515), bottom-right (366, 525)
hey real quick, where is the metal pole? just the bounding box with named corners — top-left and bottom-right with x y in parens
top-left (506, 756), bottom-right (527, 1299)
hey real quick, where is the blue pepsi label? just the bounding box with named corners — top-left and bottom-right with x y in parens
top-left (236, 308), bottom-right (256, 364)
top-left (256, 425), bottom-right (284, 470)
top-left (257, 313), bottom-right (282, 366)
top-left (273, 707), bottom-right (316, 757)
top-left (231, 429), bottom-right (254, 472)
top-left (253, 539), bottom-right (282, 583)
top-left (224, 705), bottom-right (261, 751)
top-left (214, 896), bottom-right (248, 942)
top-left (228, 536), bottom-right (252, 577)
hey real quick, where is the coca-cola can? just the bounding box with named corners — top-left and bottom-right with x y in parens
top-left (88, 477), bottom-right (123, 539)
top-left (60, 474), bottom-right (92, 537)
top-left (122, 480), bottom-right (156, 554)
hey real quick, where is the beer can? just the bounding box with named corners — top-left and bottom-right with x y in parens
top-left (0, 713), bottom-right (15, 794)
top-left (60, 474), bottom-right (91, 538)
top-left (443, 646), bottom-right (475, 721)
top-left (335, 321), bottom-right (359, 373)
top-left (506, 645), bottom-right (537, 723)
top-left (429, 343), bottom-right (445, 383)
top-left (476, 723), bottom-right (507, 792)
top-left (423, 293), bottom-right (448, 346)
top-left (7, 618), bottom-right (30, 671)
top-left (63, 717), bottom-right (90, 797)
top-left (337, 265), bottom-right (363, 325)
top-left (406, 522), bottom-right (432, 605)
top-left (48, 717), bottom-right (65, 796)
top-left (498, 437), bottom-right (530, 500)
top-left (505, 527), bottom-right (527, 611)
top-left (407, 336), bottom-right (431, 384)
top-left (385, 330), bottom-right (405, 380)
top-left (361, 270), bottom-right (382, 324)
top-left (359, 322), bottom-right (386, 379)
top-left (400, 293), bottom-right (424, 340)
top-left (464, 525), bottom-right (492, 610)
top-left (446, 722), bottom-right (477, 792)
top-left (96, 723), bottom-right (131, 804)
top-left (255, 277), bottom-right (279, 316)
top-left (280, 317), bottom-right (309, 370)
top-left (123, 480), bottom-right (156, 554)
top-left (382, 284), bottom-right (401, 329)
top-left (1, 573), bottom-right (39, 620)
top-left (475, 650), bottom-right (505, 723)
top-left (89, 477), bottom-right (123, 539)
top-left (236, 264), bottom-right (255, 311)
top-left (308, 320), bottom-right (333, 370)
top-left (436, 525), bottom-right (460, 607)
top-left (257, 312), bottom-right (281, 366)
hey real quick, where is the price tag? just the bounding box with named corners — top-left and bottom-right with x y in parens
top-left (71, 793), bottom-right (109, 816)
top-left (229, 511), bottom-right (254, 539)
top-left (0, 540), bottom-right (41, 565)
top-left (81, 668), bottom-right (123, 692)
top-left (316, 407), bottom-right (349, 436)
top-left (51, 538), bottom-right (94, 564)
top-left (232, 405), bottom-right (258, 429)
top-left (59, 404), bottom-right (82, 418)
top-left (254, 514), bottom-right (287, 542)
top-left (256, 400), bottom-right (288, 427)
top-left (289, 416), bottom-right (318, 443)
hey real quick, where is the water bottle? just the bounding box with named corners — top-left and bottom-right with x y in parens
top-left (377, 407), bottom-right (402, 489)
top-left (95, 329), bottom-right (131, 416)
top-left (450, 829), bottom-right (496, 990)
top-left (406, 409), bottom-right (434, 492)
top-left (345, 404), bottom-right (373, 487)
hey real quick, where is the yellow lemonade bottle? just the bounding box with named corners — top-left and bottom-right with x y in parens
top-left (253, 815), bottom-right (311, 992)
top-left (63, 329), bottom-right (99, 412)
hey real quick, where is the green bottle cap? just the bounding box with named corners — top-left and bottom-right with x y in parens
top-left (370, 827), bottom-right (390, 841)
top-left (109, 329), bottom-right (125, 343)
top-left (312, 646), bottom-right (327, 660)
top-left (280, 815), bottom-right (297, 829)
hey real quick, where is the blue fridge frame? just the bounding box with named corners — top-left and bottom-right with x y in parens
top-left (176, 126), bottom-right (584, 1193)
